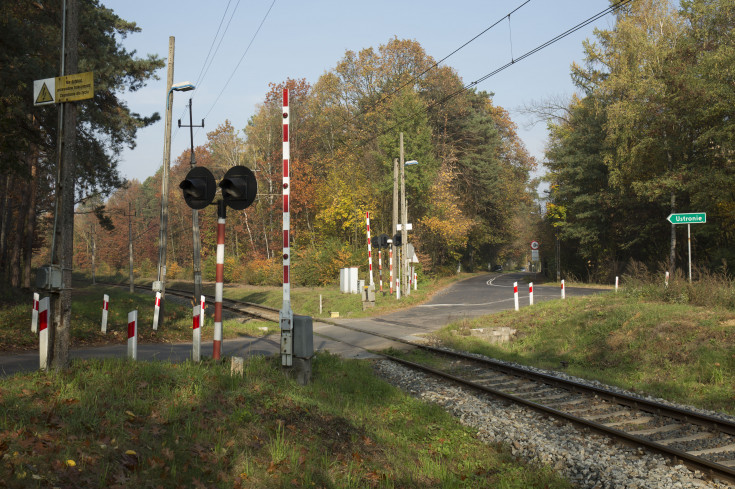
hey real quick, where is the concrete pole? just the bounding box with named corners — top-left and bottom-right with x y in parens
top-left (392, 157), bottom-right (398, 295)
top-left (400, 133), bottom-right (407, 297)
top-left (128, 202), bottom-right (134, 293)
top-left (156, 36), bottom-right (175, 329)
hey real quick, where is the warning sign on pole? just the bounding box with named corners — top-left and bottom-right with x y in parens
top-left (33, 72), bottom-right (94, 106)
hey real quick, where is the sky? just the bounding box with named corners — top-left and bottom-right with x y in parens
top-left (105, 0), bottom-right (616, 185)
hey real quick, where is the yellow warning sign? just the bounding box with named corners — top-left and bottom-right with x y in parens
top-left (36, 83), bottom-right (54, 104)
top-left (55, 71), bottom-right (94, 103)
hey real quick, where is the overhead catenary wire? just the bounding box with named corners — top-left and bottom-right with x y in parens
top-left (347, 0), bottom-right (634, 152)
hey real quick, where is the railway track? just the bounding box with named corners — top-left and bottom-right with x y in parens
top-left (98, 281), bottom-right (735, 484)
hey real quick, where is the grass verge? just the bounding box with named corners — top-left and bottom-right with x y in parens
top-left (0, 354), bottom-right (569, 488)
top-left (429, 292), bottom-right (735, 414)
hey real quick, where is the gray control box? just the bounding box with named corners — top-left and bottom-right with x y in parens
top-left (36, 265), bottom-right (62, 290)
top-left (293, 314), bottom-right (314, 358)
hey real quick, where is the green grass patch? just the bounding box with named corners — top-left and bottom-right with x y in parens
top-left (430, 292), bottom-right (735, 414)
top-left (0, 354), bottom-right (570, 488)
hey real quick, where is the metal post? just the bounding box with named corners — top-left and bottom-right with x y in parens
top-left (400, 133), bottom-right (408, 297)
top-left (156, 36), bottom-right (175, 329)
top-left (280, 88), bottom-right (293, 367)
top-left (392, 157), bottom-right (398, 295)
top-left (213, 200), bottom-right (225, 360)
top-left (178, 98), bottom-right (205, 303)
top-left (688, 223), bottom-right (692, 283)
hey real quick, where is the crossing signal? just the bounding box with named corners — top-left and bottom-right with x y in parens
top-left (371, 236), bottom-right (379, 249)
top-left (179, 167), bottom-right (216, 209)
top-left (219, 166), bottom-right (257, 210)
top-left (379, 234), bottom-right (389, 248)
top-left (393, 233), bottom-right (402, 247)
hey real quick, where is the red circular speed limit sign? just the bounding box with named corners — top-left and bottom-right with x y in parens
top-left (530, 241), bottom-right (539, 250)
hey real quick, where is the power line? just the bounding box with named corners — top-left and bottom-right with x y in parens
top-left (348, 0), bottom-right (634, 151)
top-left (193, 0), bottom-right (237, 90)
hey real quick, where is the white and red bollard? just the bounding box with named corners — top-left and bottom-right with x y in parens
top-left (38, 297), bottom-right (50, 370)
top-left (514, 282), bottom-right (519, 311)
top-left (192, 304), bottom-right (201, 362)
top-left (561, 280), bottom-right (566, 299)
top-left (413, 268), bottom-right (417, 291)
top-left (101, 294), bottom-right (109, 333)
top-left (32, 292), bottom-right (39, 333)
top-left (615, 276), bottom-right (619, 292)
top-left (127, 310), bottom-right (138, 360)
top-left (152, 291), bottom-right (161, 330)
top-left (665, 271), bottom-right (669, 287)
top-left (200, 295), bottom-right (205, 328)
top-left (529, 282), bottom-right (534, 306)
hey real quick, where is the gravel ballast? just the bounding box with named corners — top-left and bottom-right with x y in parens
top-left (373, 359), bottom-right (735, 489)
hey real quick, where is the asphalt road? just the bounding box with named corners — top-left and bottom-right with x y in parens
top-left (0, 273), bottom-right (602, 376)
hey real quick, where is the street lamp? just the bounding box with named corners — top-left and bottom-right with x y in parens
top-left (154, 77), bottom-right (196, 329)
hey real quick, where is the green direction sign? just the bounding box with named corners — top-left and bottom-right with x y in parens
top-left (667, 212), bottom-right (706, 224)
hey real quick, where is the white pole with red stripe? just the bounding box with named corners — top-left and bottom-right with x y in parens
top-left (127, 310), bottom-right (138, 361)
top-left (366, 212), bottom-right (374, 286)
top-left (514, 282), bottom-right (519, 311)
top-left (561, 279), bottom-right (566, 299)
top-left (192, 304), bottom-right (201, 362)
top-left (32, 292), bottom-right (39, 333)
top-left (388, 243), bottom-right (394, 296)
top-left (378, 248), bottom-right (383, 294)
top-left (213, 204), bottom-right (225, 360)
top-left (615, 276), bottom-right (619, 292)
top-left (413, 268), bottom-right (417, 291)
top-left (529, 283), bottom-right (534, 306)
top-left (152, 291), bottom-right (161, 330)
top-left (38, 297), bottom-right (49, 370)
top-left (280, 88), bottom-right (294, 367)
top-left (101, 294), bottom-right (109, 333)
top-left (200, 295), bottom-right (205, 328)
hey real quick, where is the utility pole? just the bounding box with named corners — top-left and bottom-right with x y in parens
top-left (400, 132), bottom-right (408, 297)
top-left (178, 98), bottom-right (205, 304)
top-left (90, 223), bottom-right (95, 285)
top-left (155, 36), bottom-right (175, 329)
top-left (392, 157), bottom-right (399, 295)
top-left (125, 202), bottom-right (136, 293)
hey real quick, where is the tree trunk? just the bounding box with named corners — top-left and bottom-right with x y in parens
top-left (23, 152), bottom-right (38, 288)
top-left (0, 174), bottom-right (11, 279)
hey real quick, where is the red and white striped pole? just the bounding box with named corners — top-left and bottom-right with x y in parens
top-left (38, 297), bottom-right (49, 370)
top-left (152, 291), bottom-right (161, 330)
top-left (388, 244), bottom-right (394, 295)
top-left (101, 294), bottom-right (109, 333)
top-left (413, 268), bottom-right (417, 291)
top-left (280, 88), bottom-right (294, 367)
top-left (127, 310), bottom-right (138, 360)
top-left (200, 295), bottom-right (205, 328)
top-left (513, 282), bottom-right (519, 311)
top-left (378, 248), bottom-right (383, 294)
top-left (665, 271), bottom-right (669, 287)
top-left (366, 211), bottom-right (374, 286)
top-left (561, 279), bottom-right (566, 299)
top-left (32, 292), bottom-right (39, 333)
top-left (192, 304), bottom-right (201, 362)
top-left (529, 282), bottom-right (534, 306)
top-left (213, 202), bottom-right (225, 360)
top-left (615, 276), bottom-right (619, 293)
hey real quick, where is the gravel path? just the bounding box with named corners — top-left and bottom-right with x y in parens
top-left (373, 358), bottom-right (735, 489)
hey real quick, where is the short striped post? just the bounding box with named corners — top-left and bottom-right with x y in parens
top-left (615, 276), bottom-right (619, 292)
top-left (366, 211), bottom-right (374, 286)
top-left (665, 271), bottom-right (669, 287)
top-left (389, 245), bottom-right (394, 295)
top-left (200, 295), bottom-right (205, 328)
top-left (101, 294), bottom-right (109, 333)
top-left (561, 280), bottom-right (566, 299)
top-left (152, 291), bottom-right (161, 330)
top-left (513, 282), bottom-right (519, 311)
top-left (127, 310), bottom-right (138, 361)
top-left (38, 297), bottom-right (50, 370)
top-left (413, 267), bottom-right (417, 291)
top-left (529, 282), bottom-right (534, 305)
top-left (32, 292), bottom-right (39, 333)
top-left (213, 204), bottom-right (225, 360)
top-left (192, 304), bottom-right (201, 362)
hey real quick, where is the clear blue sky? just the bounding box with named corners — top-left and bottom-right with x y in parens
top-left (106, 0), bottom-right (614, 184)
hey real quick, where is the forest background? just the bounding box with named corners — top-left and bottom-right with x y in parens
top-left (1, 0), bottom-right (733, 290)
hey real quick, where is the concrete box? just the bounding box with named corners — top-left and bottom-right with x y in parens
top-left (293, 314), bottom-right (314, 358)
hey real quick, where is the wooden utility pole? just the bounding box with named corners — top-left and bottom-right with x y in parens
top-left (155, 36), bottom-right (175, 329)
top-left (51, 0), bottom-right (79, 369)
